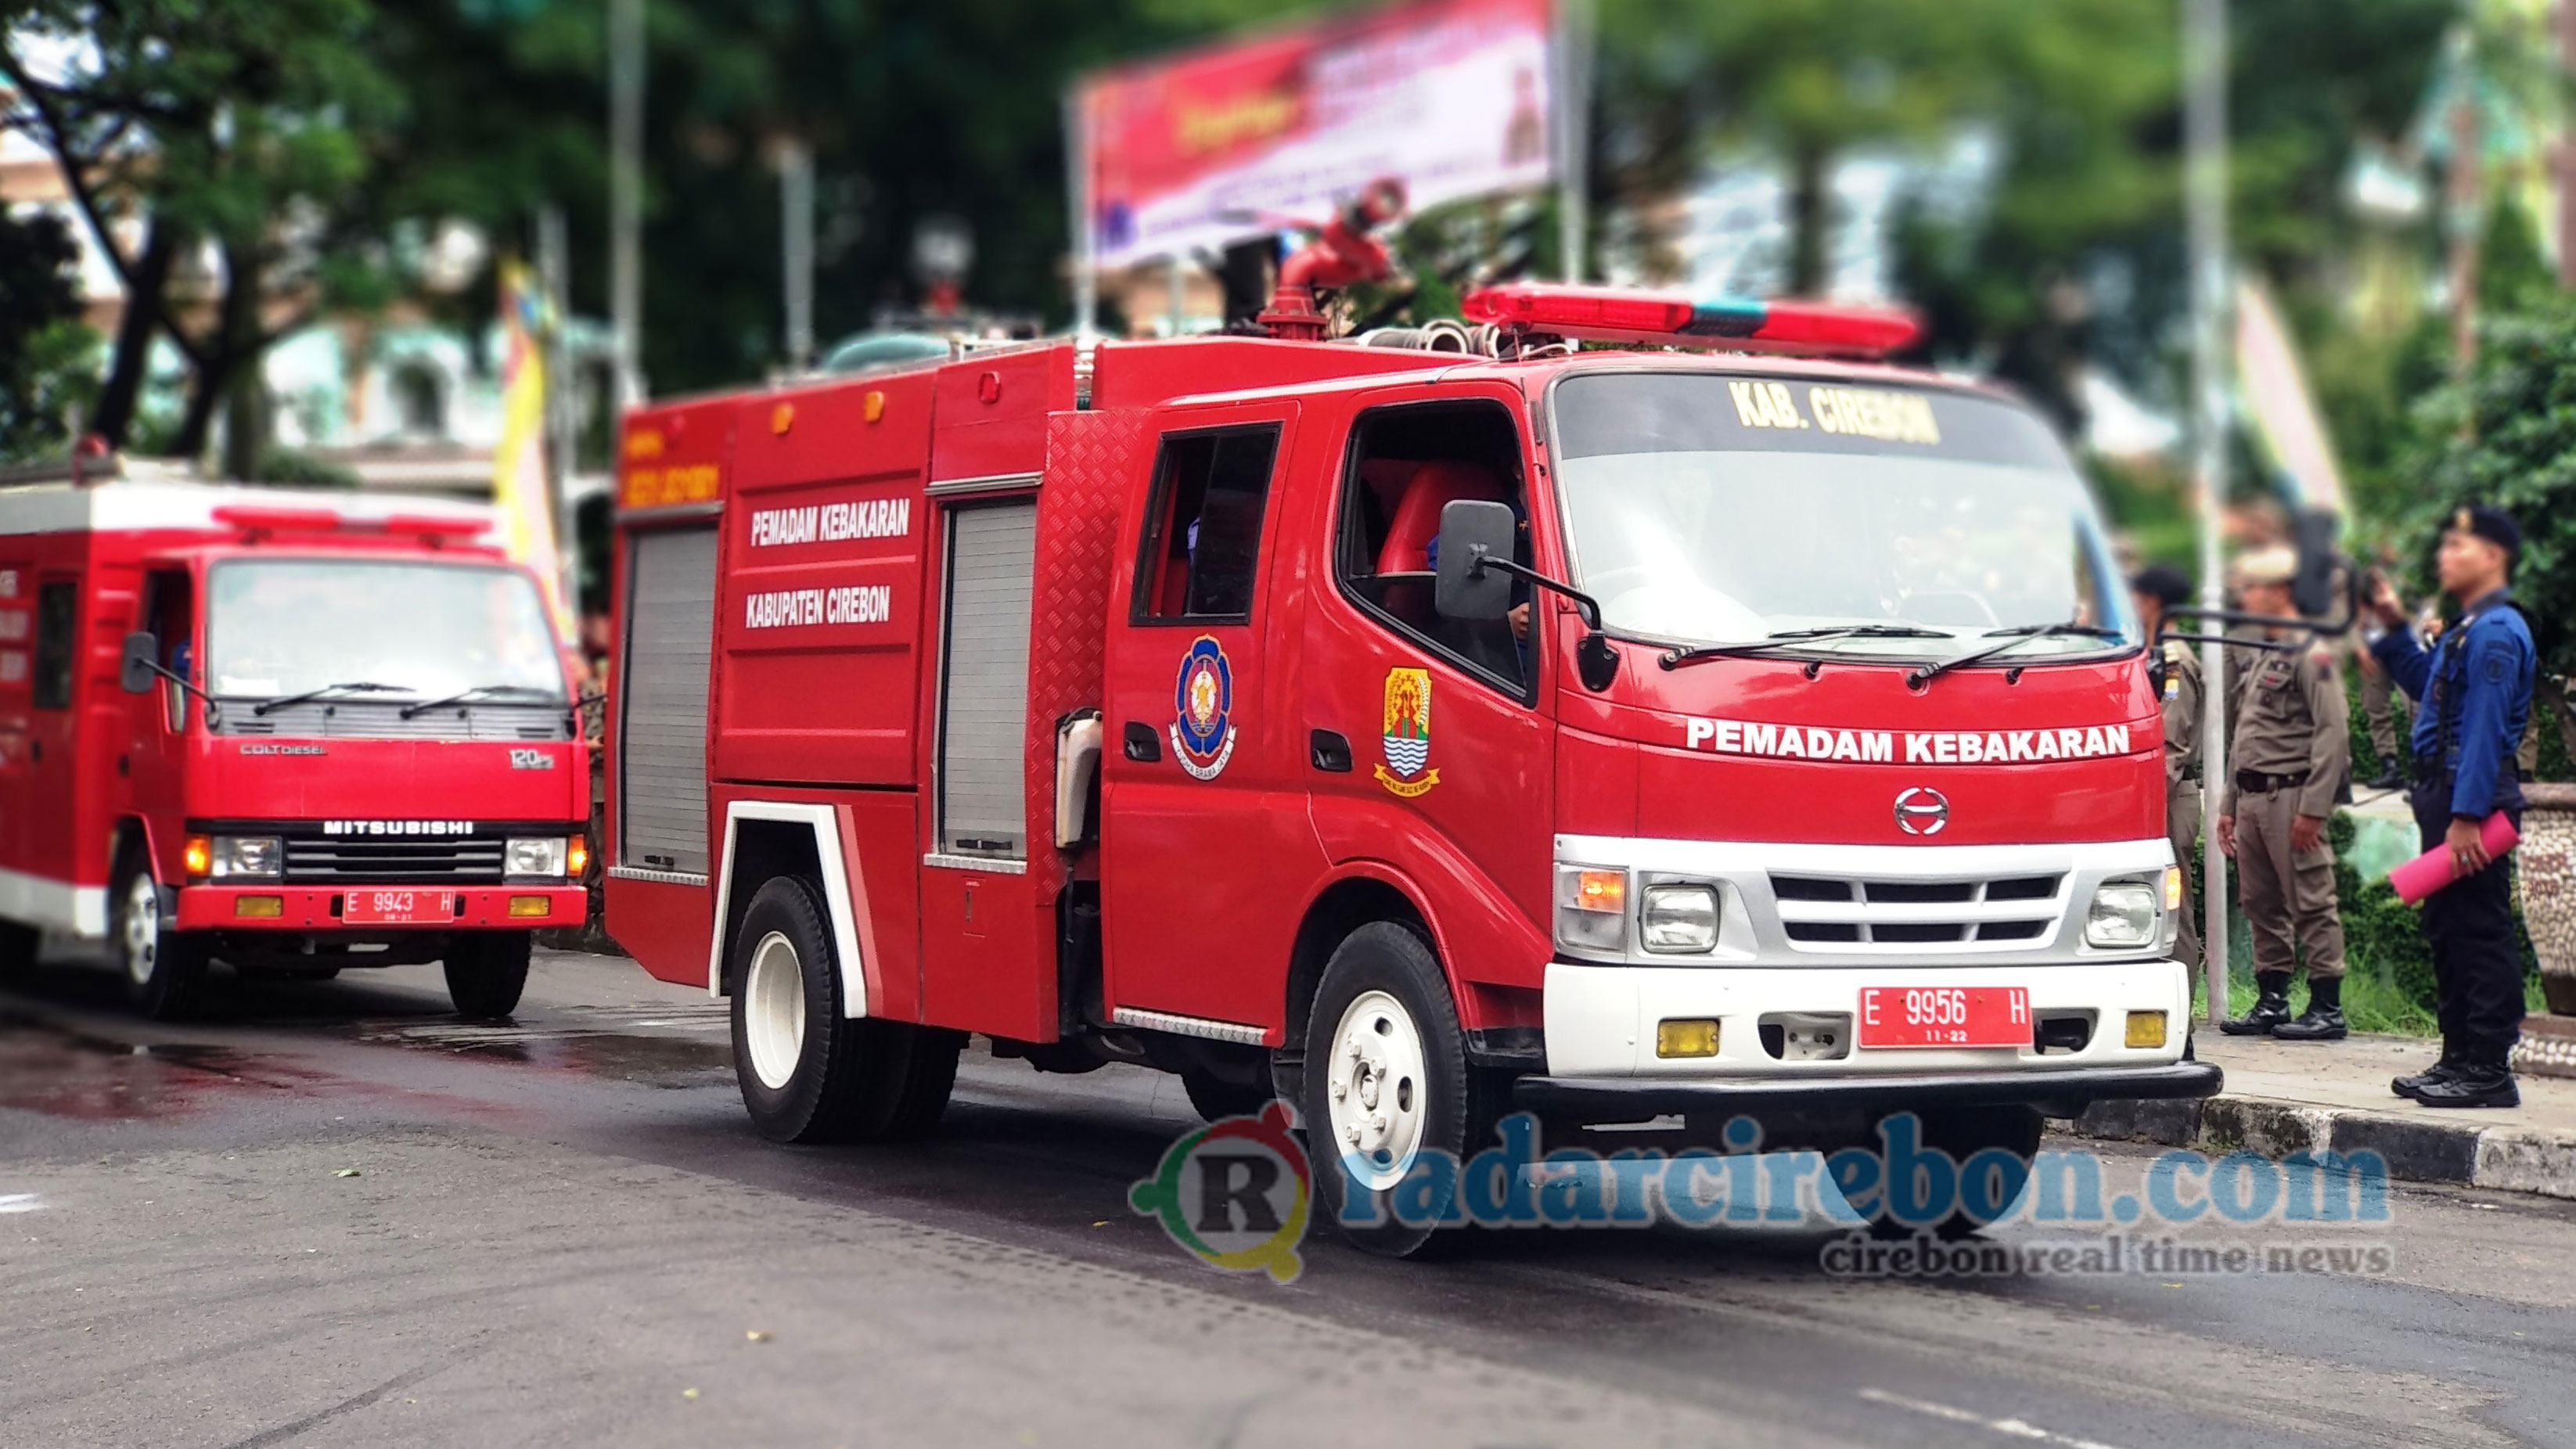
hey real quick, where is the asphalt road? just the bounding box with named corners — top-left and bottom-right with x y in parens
top-left (5, 948), bottom-right (2574, 1449)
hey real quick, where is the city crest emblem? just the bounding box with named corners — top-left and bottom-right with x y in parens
top-left (1170, 635), bottom-right (1238, 781)
top-left (1375, 666), bottom-right (1439, 798)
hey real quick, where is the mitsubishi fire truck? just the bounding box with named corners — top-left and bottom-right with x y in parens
top-left (0, 467), bottom-right (590, 1019)
top-left (606, 281), bottom-right (2222, 1253)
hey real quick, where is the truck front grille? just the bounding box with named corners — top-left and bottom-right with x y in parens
top-left (1768, 872), bottom-right (2065, 951)
top-left (282, 838), bottom-right (506, 885)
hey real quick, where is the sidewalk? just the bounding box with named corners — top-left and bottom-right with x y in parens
top-left (2073, 1031), bottom-right (2576, 1200)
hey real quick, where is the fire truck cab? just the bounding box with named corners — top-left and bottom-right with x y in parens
top-left (607, 287), bottom-right (2220, 1253)
top-left (0, 469), bottom-right (590, 1019)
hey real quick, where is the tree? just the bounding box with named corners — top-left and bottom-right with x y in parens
top-left (1, 0), bottom-right (399, 474)
top-left (0, 207), bottom-right (96, 459)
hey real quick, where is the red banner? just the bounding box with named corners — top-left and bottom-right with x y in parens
top-left (1078, 0), bottom-right (1556, 268)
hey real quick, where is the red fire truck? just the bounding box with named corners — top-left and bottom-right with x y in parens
top-left (606, 282), bottom-right (2220, 1252)
top-left (0, 467), bottom-right (591, 1019)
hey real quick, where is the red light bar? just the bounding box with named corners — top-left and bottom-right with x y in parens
top-left (383, 513), bottom-right (490, 539)
top-left (1459, 284), bottom-right (1923, 357)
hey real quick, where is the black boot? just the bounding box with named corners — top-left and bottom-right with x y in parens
top-left (2272, 976), bottom-right (2348, 1041)
top-left (2392, 1044), bottom-right (2463, 1098)
top-left (2366, 767), bottom-right (2405, 792)
top-left (2411, 1045), bottom-right (2520, 1109)
top-left (2221, 972), bottom-right (2294, 1036)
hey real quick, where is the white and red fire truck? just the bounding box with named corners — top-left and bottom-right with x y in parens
top-left (0, 464), bottom-right (591, 1019)
top-left (606, 282), bottom-right (2220, 1253)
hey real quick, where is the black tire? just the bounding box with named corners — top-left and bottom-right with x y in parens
top-left (0, 920), bottom-right (36, 981)
top-left (113, 848), bottom-right (206, 1020)
top-left (729, 876), bottom-right (959, 1144)
top-left (1183, 1069), bottom-right (1273, 1124)
top-left (1862, 1105), bottom-right (2044, 1242)
top-left (444, 932), bottom-right (531, 1017)
top-left (1301, 921), bottom-right (1504, 1257)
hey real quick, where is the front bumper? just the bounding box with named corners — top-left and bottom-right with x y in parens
top-left (174, 884), bottom-right (584, 931)
top-left (1545, 955), bottom-right (2193, 1077)
top-left (1515, 1062), bottom-right (2222, 1122)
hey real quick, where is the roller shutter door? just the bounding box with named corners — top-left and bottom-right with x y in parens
top-left (619, 525), bottom-right (717, 874)
top-left (937, 502), bottom-right (1037, 858)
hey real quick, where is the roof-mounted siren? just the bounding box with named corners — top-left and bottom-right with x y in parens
top-left (1459, 285), bottom-right (1923, 358)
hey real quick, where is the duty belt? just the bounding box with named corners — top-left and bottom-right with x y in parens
top-left (2234, 768), bottom-right (2310, 794)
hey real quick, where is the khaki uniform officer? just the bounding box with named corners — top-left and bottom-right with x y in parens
top-left (2130, 565), bottom-right (2204, 969)
top-left (2218, 547), bottom-right (2351, 1040)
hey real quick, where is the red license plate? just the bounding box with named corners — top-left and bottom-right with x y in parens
top-left (1858, 986), bottom-right (2031, 1049)
top-left (344, 890), bottom-right (452, 925)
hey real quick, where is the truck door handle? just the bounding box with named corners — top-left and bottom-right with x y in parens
top-left (1122, 721), bottom-right (1161, 763)
top-left (1309, 729), bottom-right (1352, 773)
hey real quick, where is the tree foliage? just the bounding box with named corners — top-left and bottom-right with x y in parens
top-left (0, 207), bottom-right (96, 460)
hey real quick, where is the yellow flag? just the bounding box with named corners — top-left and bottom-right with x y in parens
top-left (493, 258), bottom-right (571, 642)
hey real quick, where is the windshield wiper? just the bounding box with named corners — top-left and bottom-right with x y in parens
top-left (1905, 622), bottom-right (2128, 689)
top-left (248, 681), bottom-right (417, 717)
top-left (1660, 625), bottom-right (1955, 671)
top-left (398, 684), bottom-right (563, 721)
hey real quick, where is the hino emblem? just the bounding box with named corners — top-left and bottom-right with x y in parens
top-left (1894, 786), bottom-right (1949, 836)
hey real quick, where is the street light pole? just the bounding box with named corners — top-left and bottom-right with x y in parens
top-left (610, 0), bottom-right (646, 410)
top-left (2186, 0), bottom-right (2232, 1025)
top-left (779, 138), bottom-right (815, 372)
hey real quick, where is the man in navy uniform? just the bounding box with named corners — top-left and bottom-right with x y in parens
top-left (2367, 505), bottom-right (2537, 1108)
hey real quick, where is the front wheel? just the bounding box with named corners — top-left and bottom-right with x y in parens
top-left (729, 876), bottom-right (959, 1144)
top-left (115, 851), bottom-right (206, 1020)
top-left (444, 932), bottom-right (531, 1017)
top-left (1301, 922), bottom-right (1500, 1257)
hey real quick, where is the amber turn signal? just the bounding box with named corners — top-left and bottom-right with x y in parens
top-left (233, 895), bottom-right (284, 919)
top-left (2124, 1011), bottom-right (2168, 1049)
top-left (183, 834), bottom-right (212, 879)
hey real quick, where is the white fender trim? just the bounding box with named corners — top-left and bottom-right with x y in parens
top-left (707, 801), bottom-right (870, 1019)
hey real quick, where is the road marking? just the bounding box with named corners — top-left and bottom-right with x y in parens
top-left (0, 1193), bottom-right (41, 1214)
top-left (1858, 1387), bottom-right (2127, 1449)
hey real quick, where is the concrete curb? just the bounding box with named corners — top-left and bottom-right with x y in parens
top-left (2070, 1095), bottom-right (2576, 1201)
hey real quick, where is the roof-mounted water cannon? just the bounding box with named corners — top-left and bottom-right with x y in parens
top-left (1459, 284), bottom-right (1924, 358)
top-left (1256, 176), bottom-right (1408, 342)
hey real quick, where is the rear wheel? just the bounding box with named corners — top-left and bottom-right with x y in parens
top-left (730, 876), bottom-right (959, 1144)
top-left (1862, 1105), bottom-right (2043, 1241)
top-left (114, 851), bottom-right (206, 1020)
top-left (0, 920), bottom-right (36, 981)
top-left (1301, 922), bottom-right (1502, 1257)
top-left (444, 932), bottom-right (531, 1018)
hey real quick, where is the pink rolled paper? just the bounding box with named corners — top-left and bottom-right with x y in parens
top-left (2388, 810), bottom-right (2520, 904)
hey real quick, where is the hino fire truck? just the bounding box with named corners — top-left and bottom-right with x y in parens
top-left (605, 282), bottom-right (2221, 1253)
top-left (0, 469), bottom-right (590, 1019)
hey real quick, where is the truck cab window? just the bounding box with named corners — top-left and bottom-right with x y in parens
top-left (31, 579), bottom-right (76, 710)
top-left (1132, 426), bottom-right (1281, 622)
top-left (1337, 401), bottom-right (1532, 696)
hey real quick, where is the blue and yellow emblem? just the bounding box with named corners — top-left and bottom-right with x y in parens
top-left (1376, 666), bottom-right (1439, 798)
top-left (1170, 635), bottom-right (1238, 781)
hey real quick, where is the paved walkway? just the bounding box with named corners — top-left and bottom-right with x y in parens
top-left (2076, 1028), bottom-right (2576, 1199)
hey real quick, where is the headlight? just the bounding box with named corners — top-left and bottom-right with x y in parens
top-left (1640, 884), bottom-right (1720, 954)
top-left (2085, 880), bottom-right (2160, 949)
top-left (209, 836), bottom-right (282, 880)
top-left (1554, 865), bottom-right (1627, 955)
top-left (504, 836), bottom-right (570, 879)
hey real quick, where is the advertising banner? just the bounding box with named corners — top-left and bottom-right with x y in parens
top-left (1077, 0), bottom-right (1556, 269)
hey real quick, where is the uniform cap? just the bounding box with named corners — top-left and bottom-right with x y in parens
top-left (2445, 504), bottom-right (2521, 561)
top-left (2129, 563), bottom-right (2193, 608)
top-left (2234, 546), bottom-right (2297, 585)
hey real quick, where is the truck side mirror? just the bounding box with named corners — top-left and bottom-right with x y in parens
top-left (120, 631), bottom-right (157, 695)
top-left (1433, 499), bottom-right (1516, 620)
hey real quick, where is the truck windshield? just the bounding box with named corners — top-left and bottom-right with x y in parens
top-left (205, 559), bottom-right (563, 705)
top-left (1549, 371), bottom-right (2136, 662)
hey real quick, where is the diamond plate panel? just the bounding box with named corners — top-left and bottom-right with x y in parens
top-left (1024, 409), bottom-right (1153, 877)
